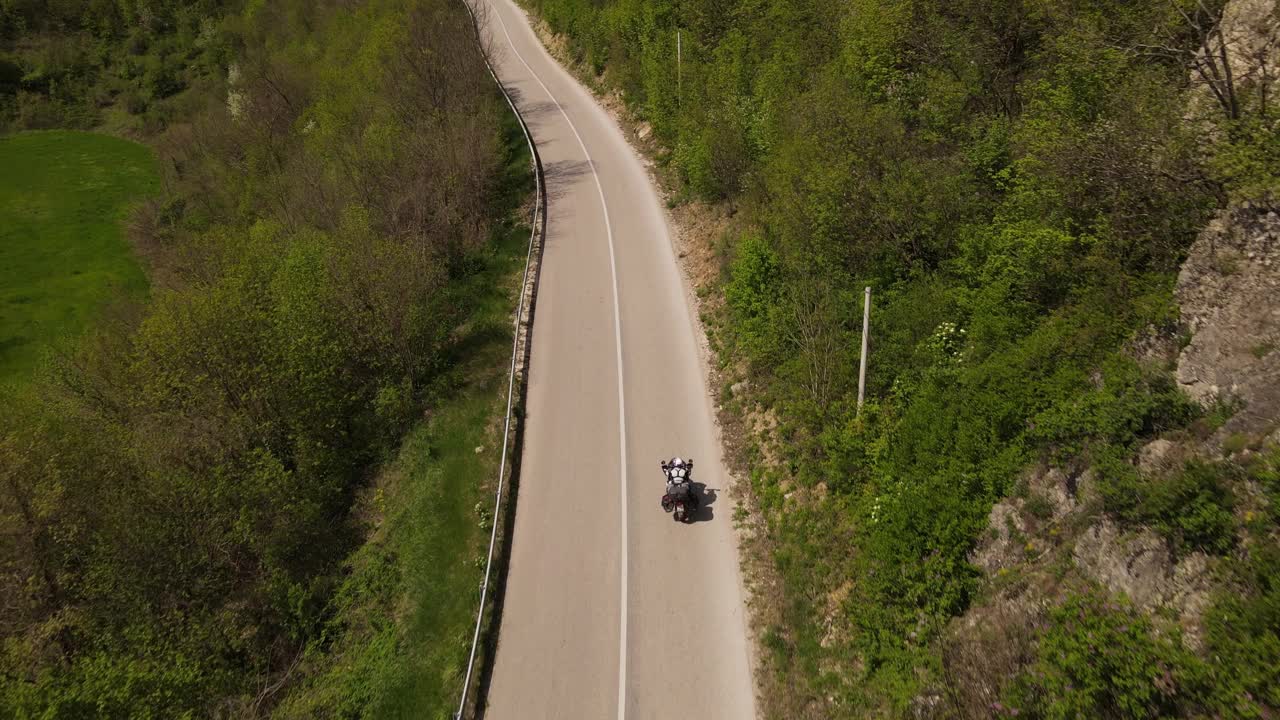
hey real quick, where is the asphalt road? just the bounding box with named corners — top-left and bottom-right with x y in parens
top-left (478, 1), bottom-right (757, 718)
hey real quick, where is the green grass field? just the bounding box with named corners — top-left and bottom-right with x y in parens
top-left (0, 130), bottom-right (157, 382)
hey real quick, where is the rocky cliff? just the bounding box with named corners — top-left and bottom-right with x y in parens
top-left (1176, 202), bottom-right (1280, 442)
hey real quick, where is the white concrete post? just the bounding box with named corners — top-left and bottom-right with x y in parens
top-left (857, 286), bottom-right (870, 414)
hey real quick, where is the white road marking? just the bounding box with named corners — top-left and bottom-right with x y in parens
top-left (486, 5), bottom-right (631, 719)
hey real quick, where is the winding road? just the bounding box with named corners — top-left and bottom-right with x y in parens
top-left (477, 1), bottom-right (757, 718)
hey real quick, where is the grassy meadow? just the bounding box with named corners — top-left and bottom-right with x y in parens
top-left (0, 130), bottom-right (155, 382)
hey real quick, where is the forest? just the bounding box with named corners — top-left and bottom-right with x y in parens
top-left (524, 0), bottom-right (1280, 716)
top-left (2, 0), bottom-right (525, 715)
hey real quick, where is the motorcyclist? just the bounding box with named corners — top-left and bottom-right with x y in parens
top-left (659, 457), bottom-right (698, 515)
top-left (661, 456), bottom-right (693, 490)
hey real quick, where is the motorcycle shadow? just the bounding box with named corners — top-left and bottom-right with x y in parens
top-left (691, 482), bottom-right (717, 523)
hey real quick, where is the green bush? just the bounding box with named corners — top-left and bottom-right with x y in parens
top-left (1100, 458), bottom-right (1237, 555)
top-left (1024, 493), bottom-right (1054, 521)
top-left (724, 232), bottom-right (784, 366)
top-left (0, 52), bottom-right (20, 92)
top-left (1204, 539), bottom-right (1280, 712)
top-left (1006, 591), bottom-right (1210, 718)
top-left (1211, 117), bottom-right (1280, 203)
top-left (1251, 446), bottom-right (1280, 509)
top-left (1030, 356), bottom-right (1198, 460)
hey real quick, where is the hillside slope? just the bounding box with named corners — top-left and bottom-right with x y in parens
top-left (514, 0), bottom-right (1280, 715)
top-left (1, 1), bottom-right (530, 715)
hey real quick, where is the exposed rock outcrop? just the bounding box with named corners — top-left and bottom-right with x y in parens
top-left (1218, 0), bottom-right (1279, 83)
top-left (1176, 203), bottom-right (1280, 437)
top-left (1137, 437), bottom-right (1189, 474)
top-left (972, 466), bottom-right (1082, 575)
top-left (1071, 520), bottom-right (1213, 648)
top-left (972, 500), bottom-right (1028, 575)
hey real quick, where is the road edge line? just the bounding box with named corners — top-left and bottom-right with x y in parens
top-left (455, 1), bottom-right (547, 717)
top-left (484, 4), bottom-right (631, 719)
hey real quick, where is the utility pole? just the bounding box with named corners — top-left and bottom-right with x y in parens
top-left (857, 286), bottom-right (871, 415)
top-left (677, 29), bottom-right (682, 109)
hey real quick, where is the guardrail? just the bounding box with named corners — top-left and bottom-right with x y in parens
top-left (454, 1), bottom-right (546, 718)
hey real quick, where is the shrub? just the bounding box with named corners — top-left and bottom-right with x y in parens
top-left (1100, 457), bottom-right (1237, 555)
top-left (1024, 493), bottom-right (1054, 521)
top-left (14, 90), bottom-right (68, 128)
top-left (0, 53), bottom-right (20, 93)
top-left (121, 88), bottom-right (147, 114)
top-left (724, 232), bottom-right (784, 365)
top-left (1250, 446), bottom-right (1280, 509)
top-left (1006, 591), bottom-right (1208, 719)
top-left (1204, 539), bottom-right (1280, 712)
top-left (1030, 356), bottom-right (1197, 461)
top-left (676, 131), bottom-right (720, 199)
top-left (1210, 117), bottom-right (1280, 203)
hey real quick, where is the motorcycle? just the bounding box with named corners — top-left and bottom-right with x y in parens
top-left (661, 485), bottom-right (700, 522)
top-left (660, 458), bottom-right (698, 523)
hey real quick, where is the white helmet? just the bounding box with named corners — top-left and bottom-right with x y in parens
top-left (673, 457), bottom-right (685, 466)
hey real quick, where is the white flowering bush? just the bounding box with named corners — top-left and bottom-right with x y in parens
top-left (926, 321), bottom-right (967, 365)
